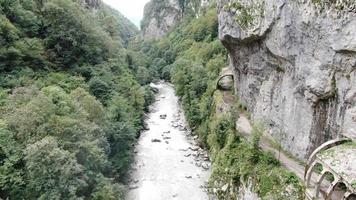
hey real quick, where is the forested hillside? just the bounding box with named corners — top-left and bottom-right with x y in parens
top-left (0, 0), bottom-right (153, 199)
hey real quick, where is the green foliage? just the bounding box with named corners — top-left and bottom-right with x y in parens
top-left (224, 1), bottom-right (265, 29)
top-left (24, 137), bottom-right (86, 199)
top-left (311, 0), bottom-right (355, 11)
top-left (91, 176), bottom-right (125, 200)
top-left (209, 122), bottom-right (305, 199)
top-left (229, 2), bottom-right (254, 29)
top-left (0, 0), bottom-right (149, 199)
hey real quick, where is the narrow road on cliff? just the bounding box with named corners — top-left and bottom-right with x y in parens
top-left (127, 82), bottom-right (212, 200)
top-left (236, 115), bottom-right (306, 178)
top-left (235, 110), bottom-right (329, 197)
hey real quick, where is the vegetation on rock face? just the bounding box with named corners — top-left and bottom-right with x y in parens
top-left (207, 107), bottom-right (305, 199)
top-left (0, 0), bottom-right (150, 199)
top-left (140, 3), bottom-right (305, 199)
top-left (141, 0), bottom-right (205, 32)
top-left (224, 1), bottom-right (265, 30)
top-left (311, 0), bottom-right (356, 12)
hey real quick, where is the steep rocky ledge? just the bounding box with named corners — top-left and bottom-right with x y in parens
top-left (78, 0), bottom-right (101, 9)
top-left (141, 0), bottom-right (210, 40)
top-left (141, 0), bottom-right (182, 40)
top-left (218, 0), bottom-right (356, 159)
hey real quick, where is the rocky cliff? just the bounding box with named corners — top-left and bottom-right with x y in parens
top-left (141, 0), bottom-right (183, 40)
top-left (218, 0), bottom-right (356, 159)
top-left (141, 0), bottom-right (211, 40)
top-left (78, 0), bottom-right (101, 9)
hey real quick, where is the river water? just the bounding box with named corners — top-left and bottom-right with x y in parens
top-left (127, 82), bottom-right (211, 200)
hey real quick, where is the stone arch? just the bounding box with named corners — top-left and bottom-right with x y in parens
top-left (346, 193), bottom-right (356, 200)
top-left (305, 160), bottom-right (323, 187)
top-left (305, 138), bottom-right (351, 179)
top-left (315, 171), bottom-right (336, 198)
top-left (325, 181), bottom-right (348, 200)
top-left (216, 73), bottom-right (234, 91)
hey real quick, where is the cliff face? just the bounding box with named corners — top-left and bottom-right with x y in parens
top-left (218, 0), bottom-right (356, 158)
top-left (141, 0), bottom-right (211, 40)
top-left (78, 0), bottom-right (101, 9)
top-left (141, 0), bottom-right (182, 40)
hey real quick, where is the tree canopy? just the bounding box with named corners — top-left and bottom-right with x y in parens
top-left (0, 0), bottom-right (149, 199)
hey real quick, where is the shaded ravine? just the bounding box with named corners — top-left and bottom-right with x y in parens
top-left (127, 82), bottom-right (212, 200)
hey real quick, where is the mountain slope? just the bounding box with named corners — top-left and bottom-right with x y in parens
top-left (0, 0), bottom-right (150, 199)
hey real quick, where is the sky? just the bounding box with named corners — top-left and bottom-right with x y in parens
top-left (102, 0), bottom-right (151, 28)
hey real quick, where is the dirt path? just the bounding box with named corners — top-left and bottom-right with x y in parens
top-left (236, 115), bottom-right (306, 178)
top-left (236, 114), bottom-right (331, 197)
top-left (127, 83), bottom-right (212, 200)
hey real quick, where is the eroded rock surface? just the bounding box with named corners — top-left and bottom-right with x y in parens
top-left (141, 0), bottom-right (182, 40)
top-left (218, 0), bottom-right (356, 158)
top-left (141, 0), bottom-right (211, 40)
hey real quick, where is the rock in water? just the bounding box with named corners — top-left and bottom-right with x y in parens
top-left (129, 185), bottom-right (139, 190)
top-left (202, 163), bottom-right (210, 170)
top-left (151, 139), bottom-right (161, 143)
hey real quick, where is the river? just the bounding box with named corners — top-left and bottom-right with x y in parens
top-left (127, 82), bottom-right (212, 200)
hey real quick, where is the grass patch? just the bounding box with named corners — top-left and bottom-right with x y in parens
top-left (267, 136), bottom-right (306, 166)
top-left (224, 1), bottom-right (265, 30)
top-left (207, 111), bottom-right (305, 199)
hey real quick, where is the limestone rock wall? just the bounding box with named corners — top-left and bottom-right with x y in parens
top-left (141, 0), bottom-right (182, 40)
top-left (218, 0), bottom-right (356, 158)
top-left (141, 0), bottom-right (212, 40)
top-left (77, 0), bottom-right (101, 9)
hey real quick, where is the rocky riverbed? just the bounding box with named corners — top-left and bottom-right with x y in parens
top-left (127, 82), bottom-right (212, 200)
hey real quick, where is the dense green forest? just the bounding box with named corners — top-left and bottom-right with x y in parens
top-left (0, 0), bottom-right (153, 199)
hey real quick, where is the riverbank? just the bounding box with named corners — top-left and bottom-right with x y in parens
top-left (127, 82), bottom-right (212, 200)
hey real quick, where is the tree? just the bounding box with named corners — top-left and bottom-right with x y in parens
top-left (24, 137), bottom-right (86, 199)
top-left (0, 120), bottom-right (24, 198)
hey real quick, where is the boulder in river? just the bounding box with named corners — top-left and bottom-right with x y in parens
top-left (195, 162), bottom-right (202, 167)
top-left (129, 185), bottom-right (139, 190)
top-left (151, 139), bottom-right (161, 143)
top-left (142, 122), bottom-right (150, 130)
top-left (179, 148), bottom-right (189, 152)
top-left (189, 146), bottom-right (199, 151)
top-left (202, 163), bottom-right (210, 170)
top-left (151, 87), bottom-right (159, 93)
top-left (179, 126), bottom-right (188, 131)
